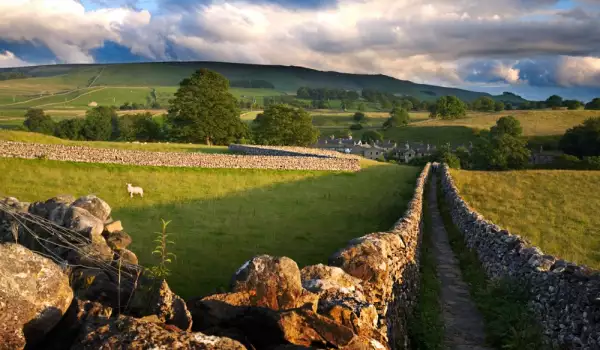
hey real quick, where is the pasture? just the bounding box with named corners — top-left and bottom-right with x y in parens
top-left (0, 157), bottom-right (420, 298)
top-left (450, 169), bottom-right (600, 269)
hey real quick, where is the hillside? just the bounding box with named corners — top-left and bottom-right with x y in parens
top-left (0, 61), bottom-right (523, 102)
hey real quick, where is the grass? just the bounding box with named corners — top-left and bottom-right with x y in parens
top-left (409, 178), bottom-right (444, 350)
top-left (436, 176), bottom-right (545, 349)
top-left (0, 157), bottom-right (420, 298)
top-left (420, 110), bottom-right (598, 137)
top-left (450, 169), bottom-right (600, 269)
top-left (0, 130), bottom-right (228, 153)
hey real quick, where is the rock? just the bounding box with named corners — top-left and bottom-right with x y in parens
top-left (73, 315), bottom-right (247, 350)
top-left (67, 240), bottom-right (114, 267)
top-left (104, 220), bottom-right (123, 234)
top-left (0, 243), bottom-right (73, 348)
top-left (42, 299), bottom-right (112, 350)
top-left (153, 280), bottom-right (194, 331)
top-left (45, 195), bottom-right (76, 216)
top-left (301, 264), bottom-right (366, 300)
top-left (63, 206), bottom-right (105, 243)
top-left (232, 255), bottom-right (318, 311)
top-left (104, 230), bottom-right (132, 250)
top-left (277, 309), bottom-right (357, 348)
top-left (72, 195), bottom-right (111, 222)
top-left (48, 203), bottom-right (71, 226)
top-left (117, 248), bottom-right (138, 265)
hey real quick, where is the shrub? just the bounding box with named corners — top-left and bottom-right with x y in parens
top-left (24, 109), bottom-right (55, 135)
top-left (349, 123), bottom-right (363, 130)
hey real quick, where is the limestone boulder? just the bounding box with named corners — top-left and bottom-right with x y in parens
top-left (72, 195), bottom-right (111, 222)
top-left (232, 255), bottom-right (318, 311)
top-left (0, 243), bottom-right (73, 349)
top-left (73, 315), bottom-right (246, 350)
top-left (277, 309), bottom-right (357, 348)
top-left (117, 248), bottom-right (138, 265)
top-left (104, 220), bottom-right (123, 234)
top-left (151, 280), bottom-right (194, 331)
top-left (104, 230), bottom-right (132, 250)
top-left (63, 207), bottom-right (105, 243)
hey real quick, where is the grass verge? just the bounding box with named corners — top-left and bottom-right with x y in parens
top-left (435, 176), bottom-right (545, 350)
top-left (409, 176), bottom-right (444, 350)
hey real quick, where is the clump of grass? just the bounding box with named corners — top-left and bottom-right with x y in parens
top-left (436, 177), bottom-right (545, 349)
top-left (409, 179), bottom-right (444, 349)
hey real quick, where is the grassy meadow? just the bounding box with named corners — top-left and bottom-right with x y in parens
top-left (450, 169), bottom-right (600, 269)
top-left (0, 157), bottom-right (420, 298)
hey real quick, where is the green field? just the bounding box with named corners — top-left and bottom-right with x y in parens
top-left (0, 130), bottom-right (228, 153)
top-left (0, 157), bottom-right (420, 298)
top-left (450, 169), bottom-right (600, 269)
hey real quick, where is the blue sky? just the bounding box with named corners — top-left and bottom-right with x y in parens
top-left (1, 0), bottom-right (600, 100)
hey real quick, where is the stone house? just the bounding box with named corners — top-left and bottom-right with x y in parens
top-left (391, 142), bottom-right (436, 163)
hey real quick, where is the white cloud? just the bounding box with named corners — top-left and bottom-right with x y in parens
top-left (556, 56), bottom-right (600, 87)
top-left (0, 51), bottom-right (32, 68)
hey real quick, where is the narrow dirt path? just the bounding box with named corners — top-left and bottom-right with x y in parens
top-left (428, 174), bottom-right (491, 350)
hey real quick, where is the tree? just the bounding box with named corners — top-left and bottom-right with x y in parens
top-left (471, 134), bottom-right (530, 170)
top-left (83, 106), bottom-right (116, 141)
top-left (252, 104), bottom-right (318, 146)
top-left (357, 102), bottom-right (366, 111)
top-left (167, 69), bottom-right (247, 145)
top-left (505, 103), bottom-right (513, 111)
top-left (435, 143), bottom-right (461, 168)
top-left (546, 95), bottom-right (563, 109)
top-left (559, 117), bottom-right (600, 157)
top-left (349, 123), bottom-right (363, 130)
top-left (296, 87), bottom-right (310, 99)
top-left (494, 101), bottom-right (505, 111)
top-left (24, 109), bottom-right (55, 135)
top-left (585, 98), bottom-right (600, 110)
top-left (361, 130), bottom-right (383, 144)
top-left (472, 97), bottom-right (495, 112)
top-left (490, 116), bottom-right (523, 137)
top-left (54, 118), bottom-right (84, 140)
top-left (353, 112), bottom-right (366, 123)
top-left (399, 99), bottom-right (413, 111)
top-left (429, 96), bottom-right (467, 119)
top-left (383, 107), bottom-right (410, 129)
top-left (563, 100), bottom-right (583, 110)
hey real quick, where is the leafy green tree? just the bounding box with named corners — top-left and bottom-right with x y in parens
top-left (585, 98), bottom-right (600, 110)
top-left (380, 96), bottom-right (392, 109)
top-left (455, 146), bottom-right (471, 169)
top-left (24, 109), bottom-right (55, 135)
top-left (435, 144), bottom-right (461, 168)
top-left (357, 102), bottom-right (366, 111)
top-left (472, 97), bottom-right (495, 112)
top-left (361, 130), bottom-right (383, 144)
top-left (505, 103), bottom-right (513, 110)
top-left (546, 95), bottom-right (564, 109)
top-left (429, 96), bottom-right (467, 119)
top-left (252, 104), bottom-right (318, 146)
top-left (491, 116), bottom-right (523, 137)
top-left (349, 123), bottom-right (363, 130)
top-left (167, 69), bottom-right (247, 145)
top-left (563, 100), bottom-right (583, 110)
top-left (494, 101), bottom-right (505, 111)
top-left (559, 117), bottom-right (600, 157)
top-left (296, 87), bottom-right (310, 99)
top-left (54, 118), bottom-right (84, 140)
top-left (383, 107), bottom-right (410, 129)
top-left (83, 106), bottom-right (115, 141)
top-left (353, 112), bottom-right (366, 122)
top-left (399, 99), bottom-right (413, 111)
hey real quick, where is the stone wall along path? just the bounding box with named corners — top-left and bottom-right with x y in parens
top-left (428, 173), bottom-right (491, 350)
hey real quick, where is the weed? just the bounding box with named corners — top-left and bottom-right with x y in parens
top-left (148, 219), bottom-right (176, 281)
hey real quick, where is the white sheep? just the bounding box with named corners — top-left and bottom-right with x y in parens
top-left (126, 183), bottom-right (144, 198)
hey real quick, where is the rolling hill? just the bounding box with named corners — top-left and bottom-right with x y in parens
top-left (0, 61), bottom-right (528, 103)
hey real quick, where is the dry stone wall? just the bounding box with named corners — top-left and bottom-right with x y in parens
top-left (0, 163), bottom-right (431, 349)
top-left (0, 141), bottom-right (360, 172)
top-left (440, 163), bottom-right (600, 349)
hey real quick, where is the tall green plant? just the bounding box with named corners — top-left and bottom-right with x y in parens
top-left (148, 219), bottom-right (176, 280)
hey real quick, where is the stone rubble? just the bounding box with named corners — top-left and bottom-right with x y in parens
top-left (0, 141), bottom-right (360, 172)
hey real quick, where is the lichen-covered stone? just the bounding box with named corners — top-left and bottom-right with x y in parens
top-left (0, 243), bottom-right (73, 348)
top-left (232, 255), bottom-right (318, 311)
top-left (73, 315), bottom-right (246, 349)
top-left (72, 195), bottom-right (112, 222)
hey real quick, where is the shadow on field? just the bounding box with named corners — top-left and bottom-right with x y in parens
top-left (111, 164), bottom-right (420, 299)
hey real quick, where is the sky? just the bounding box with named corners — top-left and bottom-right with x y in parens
top-left (1, 0), bottom-right (600, 101)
